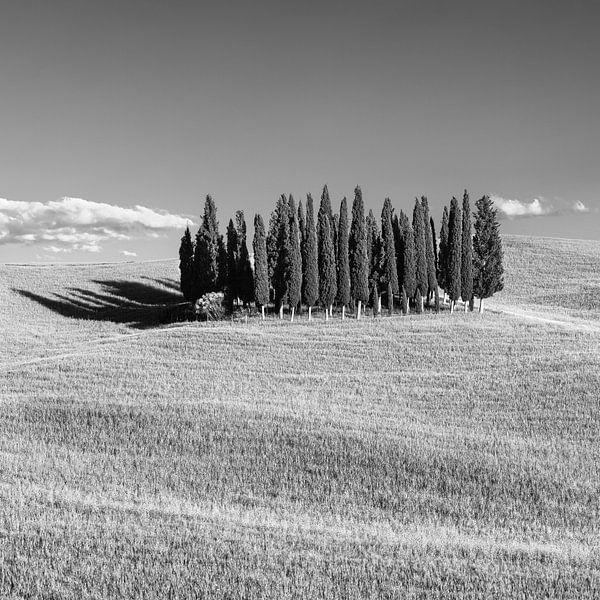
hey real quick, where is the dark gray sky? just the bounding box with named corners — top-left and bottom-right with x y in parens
top-left (1, 0), bottom-right (599, 261)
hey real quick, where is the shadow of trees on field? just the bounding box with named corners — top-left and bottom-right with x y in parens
top-left (13, 278), bottom-right (191, 329)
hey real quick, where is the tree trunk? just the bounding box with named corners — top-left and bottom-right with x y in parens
top-left (342, 305), bottom-right (345, 320)
top-left (479, 297), bottom-right (484, 313)
top-left (420, 294), bottom-right (424, 314)
top-left (308, 305), bottom-right (312, 321)
top-left (388, 283), bottom-right (393, 315)
top-left (469, 296), bottom-right (474, 311)
top-left (279, 305), bottom-right (283, 319)
top-left (378, 296), bottom-right (382, 315)
top-left (261, 305), bottom-right (265, 320)
top-left (357, 300), bottom-right (362, 320)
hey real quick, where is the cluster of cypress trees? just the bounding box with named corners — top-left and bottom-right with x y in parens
top-left (179, 187), bottom-right (504, 319)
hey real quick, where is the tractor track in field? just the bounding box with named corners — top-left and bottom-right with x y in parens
top-left (489, 305), bottom-right (600, 334)
top-left (0, 324), bottom-right (201, 373)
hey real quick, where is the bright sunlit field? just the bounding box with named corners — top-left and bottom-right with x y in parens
top-left (1, 235), bottom-right (599, 599)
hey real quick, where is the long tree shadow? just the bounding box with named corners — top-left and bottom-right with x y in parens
top-left (13, 279), bottom-right (190, 329)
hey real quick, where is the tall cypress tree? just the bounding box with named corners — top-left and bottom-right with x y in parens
top-left (381, 198), bottom-right (398, 314)
top-left (318, 213), bottom-right (337, 317)
top-left (273, 195), bottom-right (290, 317)
top-left (225, 218), bottom-right (238, 309)
top-left (473, 195), bottom-right (504, 312)
top-left (336, 197), bottom-right (351, 317)
top-left (267, 199), bottom-right (284, 295)
top-left (366, 209), bottom-right (382, 308)
top-left (216, 234), bottom-right (227, 292)
top-left (447, 197), bottom-right (463, 312)
top-left (412, 198), bottom-right (428, 313)
top-left (430, 216), bottom-right (438, 284)
top-left (400, 211), bottom-right (416, 314)
top-left (178, 225), bottom-right (194, 302)
top-left (461, 190), bottom-right (474, 311)
top-left (253, 213), bottom-right (269, 318)
top-left (349, 186), bottom-right (369, 319)
top-left (235, 210), bottom-right (254, 307)
top-left (287, 196), bottom-right (302, 320)
top-left (421, 197), bottom-right (438, 309)
top-left (303, 194), bottom-right (319, 319)
top-left (193, 195), bottom-right (220, 301)
top-left (392, 213), bottom-right (404, 295)
top-left (438, 206), bottom-right (450, 299)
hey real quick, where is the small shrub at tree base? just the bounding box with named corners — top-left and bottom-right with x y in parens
top-left (194, 292), bottom-right (226, 321)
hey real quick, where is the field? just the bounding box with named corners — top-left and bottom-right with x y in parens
top-left (1, 235), bottom-right (599, 599)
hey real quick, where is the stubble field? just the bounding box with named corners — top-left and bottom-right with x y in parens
top-left (1, 235), bottom-right (599, 599)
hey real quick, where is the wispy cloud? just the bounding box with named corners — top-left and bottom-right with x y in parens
top-left (0, 197), bottom-right (191, 253)
top-left (491, 195), bottom-right (589, 218)
top-left (120, 250), bottom-right (138, 257)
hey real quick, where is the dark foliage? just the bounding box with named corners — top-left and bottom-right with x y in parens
top-left (473, 195), bottom-right (504, 299)
top-left (303, 194), bottom-right (319, 308)
top-left (178, 226), bottom-right (194, 302)
top-left (252, 213), bottom-right (270, 308)
top-left (447, 197), bottom-right (463, 303)
top-left (336, 198), bottom-right (351, 307)
top-left (349, 187), bottom-right (369, 304)
top-left (461, 191), bottom-right (474, 306)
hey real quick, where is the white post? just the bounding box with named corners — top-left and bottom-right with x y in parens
top-left (379, 296), bottom-right (383, 315)
top-left (290, 306), bottom-right (295, 322)
top-left (308, 305), bottom-right (312, 321)
top-left (464, 300), bottom-right (468, 313)
top-left (325, 308), bottom-right (328, 321)
top-left (261, 305), bottom-right (265, 320)
top-left (479, 298), bottom-right (484, 313)
top-left (357, 300), bottom-right (362, 320)
top-left (450, 300), bottom-right (454, 314)
top-left (330, 304), bottom-right (333, 319)
top-left (420, 295), bottom-right (424, 313)
top-left (279, 305), bottom-right (283, 319)
top-left (342, 305), bottom-right (345, 320)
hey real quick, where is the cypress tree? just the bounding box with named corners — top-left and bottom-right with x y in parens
top-left (192, 195), bottom-right (220, 301)
top-left (461, 190), bottom-right (474, 311)
top-left (318, 213), bottom-right (337, 317)
top-left (400, 211), bottom-right (416, 314)
top-left (381, 198), bottom-right (398, 314)
top-left (392, 213), bottom-right (404, 294)
top-left (273, 195), bottom-right (290, 317)
top-left (438, 206), bottom-right (450, 300)
top-left (447, 197), bottom-right (462, 312)
top-left (349, 186), bottom-right (369, 319)
top-left (421, 197), bottom-right (438, 310)
top-left (287, 196), bottom-right (302, 321)
top-left (412, 198), bottom-right (428, 313)
top-left (253, 213), bottom-right (269, 318)
top-left (297, 199), bottom-right (306, 315)
top-left (336, 197), bottom-right (351, 318)
top-left (235, 210), bottom-right (254, 307)
top-left (303, 194), bottom-right (319, 319)
top-left (366, 209), bottom-right (383, 309)
top-left (318, 187), bottom-right (337, 317)
top-left (267, 200), bottom-right (284, 295)
top-left (430, 216), bottom-right (438, 283)
top-left (473, 195), bottom-right (504, 312)
top-left (178, 225), bottom-right (194, 302)
top-left (216, 234), bottom-right (227, 292)
top-left (225, 219), bottom-right (238, 309)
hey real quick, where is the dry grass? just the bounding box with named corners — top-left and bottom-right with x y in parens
top-left (1, 236), bottom-right (599, 599)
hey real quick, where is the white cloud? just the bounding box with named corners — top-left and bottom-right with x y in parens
top-left (0, 197), bottom-right (191, 252)
top-left (491, 195), bottom-right (589, 218)
top-left (120, 250), bottom-right (138, 257)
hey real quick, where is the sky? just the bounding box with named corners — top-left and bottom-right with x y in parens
top-left (0, 0), bottom-right (599, 262)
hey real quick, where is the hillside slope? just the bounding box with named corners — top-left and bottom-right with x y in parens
top-left (1, 235), bottom-right (599, 599)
